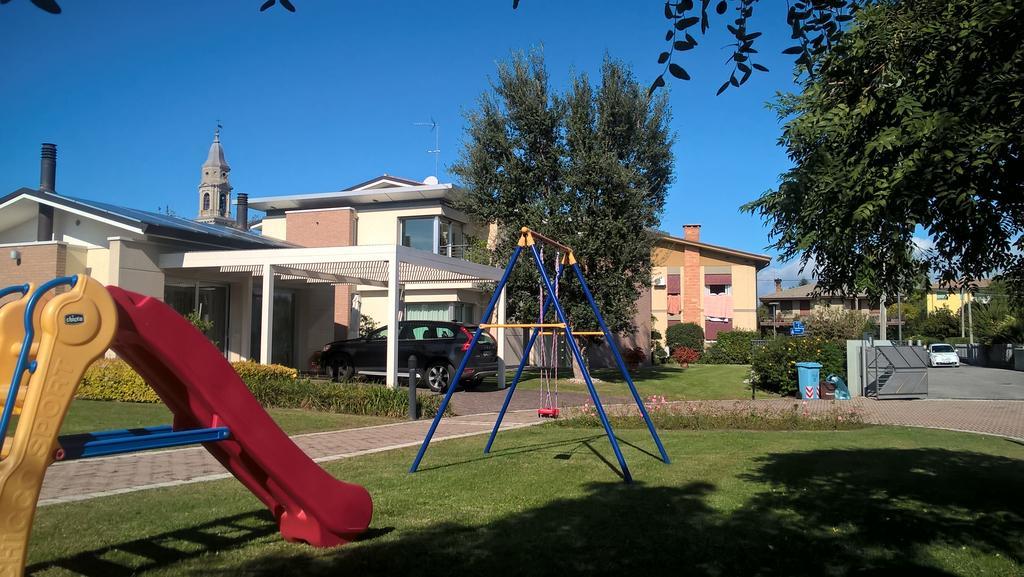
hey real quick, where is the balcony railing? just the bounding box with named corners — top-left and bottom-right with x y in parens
top-left (439, 244), bottom-right (491, 266)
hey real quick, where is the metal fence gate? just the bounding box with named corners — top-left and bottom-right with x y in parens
top-left (863, 345), bottom-right (929, 399)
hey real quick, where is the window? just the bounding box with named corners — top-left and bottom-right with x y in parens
top-left (706, 284), bottom-right (731, 295)
top-left (202, 193), bottom-right (210, 211)
top-left (400, 216), bottom-right (466, 256)
top-left (219, 193), bottom-right (227, 216)
top-left (405, 302), bottom-right (474, 323)
top-left (368, 327), bottom-right (388, 341)
top-left (401, 217), bottom-right (435, 252)
top-left (936, 291), bottom-right (949, 301)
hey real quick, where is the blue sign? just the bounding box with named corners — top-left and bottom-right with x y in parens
top-left (790, 320), bottom-right (805, 336)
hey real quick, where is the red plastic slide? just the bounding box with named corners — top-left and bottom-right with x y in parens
top-left (106, 287), bottom-right (372, 547)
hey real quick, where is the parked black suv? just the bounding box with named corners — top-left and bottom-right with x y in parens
top-left (319, 321), bottom-right (499, 392)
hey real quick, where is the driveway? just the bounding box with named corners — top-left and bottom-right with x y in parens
top-left (928, 364), bottom-right (1024, 400)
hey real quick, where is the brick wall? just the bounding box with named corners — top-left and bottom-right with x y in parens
top-left (682, 245), bottom-right (701, 324)
top-left (0, 243), bottom-right (67, 301)
top-left (284, 208), bottom-right (357, 339)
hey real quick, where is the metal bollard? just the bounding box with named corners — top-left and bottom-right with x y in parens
top-left (408, 354), bottom-right (419, 421)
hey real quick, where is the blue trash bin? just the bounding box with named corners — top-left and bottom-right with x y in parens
top-left (796, 362), bottom-right (822, 399)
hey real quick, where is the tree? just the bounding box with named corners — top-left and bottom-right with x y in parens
top-left (805, 308), bottom-right (867, 341)
top-left (743, 0), bottom-right (1024, 301)
top-left (918, 309), bottom-right (961, 341)
top-left (452, 51), bottom-right (674, 376)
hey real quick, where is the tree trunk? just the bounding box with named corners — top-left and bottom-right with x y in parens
top-left (571, 337), bottom-right (588, 381)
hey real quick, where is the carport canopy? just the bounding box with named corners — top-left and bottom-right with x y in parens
top-left (159, 244), bottom-right (508, 388)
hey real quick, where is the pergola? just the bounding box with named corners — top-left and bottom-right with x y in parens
top-left (159, 244), bottom-right (508, 387)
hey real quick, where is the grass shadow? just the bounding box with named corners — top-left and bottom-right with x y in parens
top-left (215, 447), bottom-right (1022, 576)
top-left (26, 510), bottom-right (279, 577)
top-left (414, 434), bottom-right (606, 473)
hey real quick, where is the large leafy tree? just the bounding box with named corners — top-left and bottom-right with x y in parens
top-left (453, 51), bottom-right (673, 369)
top-left (744, 0), bottom-right (1024, 299)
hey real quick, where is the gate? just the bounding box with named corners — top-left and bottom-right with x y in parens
top-left (863, 345), bottom-right (928, 399)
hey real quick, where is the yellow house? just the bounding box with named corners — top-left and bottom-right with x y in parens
top-left (650, 225), bottom-right (771, 342)
top-left (926, 280), bottom-right (993, 314)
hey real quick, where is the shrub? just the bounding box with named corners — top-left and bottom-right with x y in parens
top-left (671, 346), bottom-right (701, 367)
top-left (666, 322), bottom-right (704, 352)
top-left (701, 330), bottom-right (759, 364)
top-left (75, 359), bottom-right (449, 418)
top-left (622, 346), bottom-right (646, 368)
top-left (750, 336), bottom-right (845, 396)
top-left (247, 379), bottom-right (451, 418)
top-left (230, 361), bottom-right (298, 386)
top-left (78, 358), bottom-right (160, 403)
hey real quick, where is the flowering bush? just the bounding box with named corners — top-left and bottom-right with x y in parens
top-left (560, 399), bottom-right (865, 431)
top-left (750, 336), bottom-right (845, 396)
top-left (671, 346), bottom-right (701, 367)
top-left (622, 346), bottom-right (647, 369)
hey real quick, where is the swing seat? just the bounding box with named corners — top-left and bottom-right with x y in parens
top-left (537, 407), bottom-right (560, 418)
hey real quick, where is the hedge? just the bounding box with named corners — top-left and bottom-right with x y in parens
top-left (750, 336), bottom-right (846, 397)
top-left (666, 322), bottom-right (704, 352)
top-left (701, 330), bottom-right (759, 364)
top-left (76, 359), bottom-right (450, 418)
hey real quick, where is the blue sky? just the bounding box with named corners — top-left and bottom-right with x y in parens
top-left (1, 1), bottom-right (810, 290)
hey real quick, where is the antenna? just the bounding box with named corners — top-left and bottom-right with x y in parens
top-left (413, 118), bottom-right (440, 178)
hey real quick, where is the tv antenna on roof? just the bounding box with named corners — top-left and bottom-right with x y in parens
top-left (413, 118), bottom-right (440, 178)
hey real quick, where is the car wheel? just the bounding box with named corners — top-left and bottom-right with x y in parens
top-left (332, 356), bottom-right (354, 382)
top-left (426, 361), bottom-right (454, 393)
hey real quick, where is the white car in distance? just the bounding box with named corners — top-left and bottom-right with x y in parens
top-left (928, 343), bottom-right (960, 368)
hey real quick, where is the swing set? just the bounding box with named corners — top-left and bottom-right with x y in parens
top-left (410, 227), bottom-right (670, 483)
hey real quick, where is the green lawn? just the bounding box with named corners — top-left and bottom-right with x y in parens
top-left (27, 425), bottom-right (1023, 576)
top-left (56, 399), bottom-right (399, 436)
top-left (508, 364), bottom-right (774, 400)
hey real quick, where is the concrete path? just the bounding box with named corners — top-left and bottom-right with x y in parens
top-left (38, 409), bottom-right (544, 506)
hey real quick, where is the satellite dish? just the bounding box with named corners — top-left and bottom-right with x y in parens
top-left (423, 175), bottom-right (439, 185)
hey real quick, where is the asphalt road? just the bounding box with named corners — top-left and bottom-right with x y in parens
top-left (928, 364), bottom-right (1024, 400)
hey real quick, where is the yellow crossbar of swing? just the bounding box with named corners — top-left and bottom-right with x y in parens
top-left (538, 330), bottom-right (606, 336)
top-left (479, 323), bottom-right (566, 329)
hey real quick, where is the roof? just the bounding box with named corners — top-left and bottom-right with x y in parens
top-left (343, 174), bottom-right (426, 191)
top-left (654, 231), bottom-right (771, 269)
top-left (930, 279), bottom-right (992, 291)
top-left (247, 180), bottom-right (455, 212)
top-left (203, 131), bottom-right (229, 170)
top-left (759, 282), bottom-right (867, 302)
top-left (0, 188), bottom-right (287, 250)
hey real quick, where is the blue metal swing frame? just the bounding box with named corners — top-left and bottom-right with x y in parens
top-left (409, 229), bottom-right (669, 483)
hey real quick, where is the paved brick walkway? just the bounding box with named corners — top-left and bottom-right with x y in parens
top-left (38, 410), bottom-right (543, 506)
top-left (38, 398), bottom-right (1022, 507)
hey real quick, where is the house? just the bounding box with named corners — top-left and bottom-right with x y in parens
top-left (926, 280), bottom-right (993, 314)
top-left (758, 280), bottom-right (902, 332)
top-left (1, 140), bottom-right (505, 384)
top-left (649, 225), bottom-right (771, 342)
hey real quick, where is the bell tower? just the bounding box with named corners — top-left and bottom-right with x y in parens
top-left (197, 127), bottom-right (234, 225)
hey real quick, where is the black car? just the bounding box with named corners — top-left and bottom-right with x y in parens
top-left (319, 321), bottom-right (499, 392)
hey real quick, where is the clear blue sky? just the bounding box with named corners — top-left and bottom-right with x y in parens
top-left (0, 1), bottom-right (810, 290)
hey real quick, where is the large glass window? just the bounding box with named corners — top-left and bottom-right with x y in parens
top-left (400, 216), bottom-right (466, 257)
top-left (165, 282), bottom-right (229, 354)
top-left (251, 289), bottom-right (296, 367)
top-left (401, 217), bottom-right (435, 252)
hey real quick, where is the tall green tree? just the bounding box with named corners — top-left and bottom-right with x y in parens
top-left (743, 0), bottom-right (1024, 300)
top-left (453, 51), bottom-right (673, 372)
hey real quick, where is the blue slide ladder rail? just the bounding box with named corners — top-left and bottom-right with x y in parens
top-left (0, 275), bottom-right (231, 463)
top-left (409, 229), bottom-right (670, 483)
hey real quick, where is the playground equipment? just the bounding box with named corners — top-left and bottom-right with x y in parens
top-left (0, 275), bottom-right (372, 577)
top-left (410, 227), bottom-right (670, 483)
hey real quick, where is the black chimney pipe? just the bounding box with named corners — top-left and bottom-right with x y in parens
top-left (236, 193), bottom-right (249, 231)
top-left (37, 143), bottom-right (56, 241)
top-left (39, 143), bottom-right (56, 193)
